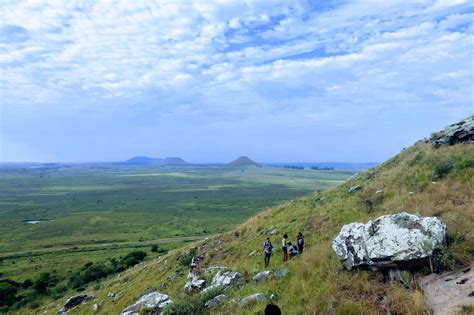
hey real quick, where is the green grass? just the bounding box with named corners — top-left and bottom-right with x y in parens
top-left (32, 141), bottom-right (472, 315)
top-left (0, 164), bottom-right (353, 299)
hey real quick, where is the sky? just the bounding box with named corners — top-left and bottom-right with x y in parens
top-left (0, 0), bottom-right (473, 163)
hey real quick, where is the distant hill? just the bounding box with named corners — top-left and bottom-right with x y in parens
top-left (226, 156), bottom-right (260, 167)
top-left (121, 156), bottom-right (189, 165)
top-left (122, 156), bottom-right (164, 165)
top-left (163, 157), bottom-right (189, 165)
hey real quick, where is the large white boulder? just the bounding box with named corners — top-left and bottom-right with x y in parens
top-left (201, 270), bottom-right (242, 293)
top-left (121, 290), bottom-right (172, 315)
top-left (332, 212), bottom-right (446, 270)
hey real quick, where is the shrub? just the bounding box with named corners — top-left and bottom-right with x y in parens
top-left (33, 273), bottom-right (58, 294)
top-left (0, 280), bottom-right (19, 306)
top-left (162, 287), bottom-right (222, 315)
top-left (177, 248), bottom-right (197, 267)
top-left (151, 244), bottom-right (158, 252)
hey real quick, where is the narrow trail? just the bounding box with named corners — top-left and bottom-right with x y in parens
top-left (0, 235), bottom-right (209, 259)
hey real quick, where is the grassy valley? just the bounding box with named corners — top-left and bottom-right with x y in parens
top-left (0, 164), bottom-right (355, 313)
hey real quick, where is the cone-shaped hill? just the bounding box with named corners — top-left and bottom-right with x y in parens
top-left (226, 156), bottom-right (261, 167)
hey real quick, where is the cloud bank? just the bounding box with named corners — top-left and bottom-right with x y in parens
top-left (1, 0), bottom-right (473, 162)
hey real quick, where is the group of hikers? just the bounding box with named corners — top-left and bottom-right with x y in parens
top-left (263, 232), bottom-right (305, 267)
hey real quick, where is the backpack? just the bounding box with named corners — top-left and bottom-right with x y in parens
top-left (264, 241), bottom-right (273, 254)
top-left (297, 237), bottom-right (304, 246)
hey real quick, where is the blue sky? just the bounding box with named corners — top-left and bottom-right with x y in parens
top-left (0, 0), bottom-right (473, 163)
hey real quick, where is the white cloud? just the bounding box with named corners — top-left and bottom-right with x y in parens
top-left (0, 0), bottom-right (473, 162)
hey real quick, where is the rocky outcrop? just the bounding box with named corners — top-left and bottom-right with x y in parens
top-left (202, 270), bottom-right (242, 293)
top-left (204, 265), bottom-right (228, 274)
top-left (204, 294), bottom-right (228, 309)
top-left (240, 293), bottom-right (267, 306)
top-left (431, 116), bottom-right (474, 148)
top-left (332, 212), bottom-right (446, 270)
top-left (253, 270), bottom-right (272, 282)
top-left (348, 185), bottom-right (362, 193)
top-left (184, 271), bottom-right (206, 293)
top-left (121, 290), bottom-right (172, 315)
top-left (58, 294), bottom-right (94, 314)
top-left (419, 265), bottom-right (473, 315)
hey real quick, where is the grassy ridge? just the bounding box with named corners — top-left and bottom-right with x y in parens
top-left (36, 141), bottom-right (473, 315)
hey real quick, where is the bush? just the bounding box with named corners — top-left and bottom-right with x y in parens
top-left (177, 248), bottom-right (197, 267)
top-left (21, 279), bottom-right (33, 289)
top-left (0, 280), bottom-right (19, 306)
top-left (33, 273), bottom-right (58, 294)
top-left (151, 244), bottom-right (158, 252)
top-left (162, 287), bottom-right (222, 315)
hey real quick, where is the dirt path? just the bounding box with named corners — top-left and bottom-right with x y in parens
top-left (0, 235), bottom-right (209, 259)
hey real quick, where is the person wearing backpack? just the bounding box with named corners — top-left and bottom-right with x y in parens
top-left (281, 234), bottom-right (289, 262)
top-left (297, 232), bottom-right (305, 254)
top-left (289, 242), bottom-right (298, 258)
top-left (263, 237), bottom-right (274, 268)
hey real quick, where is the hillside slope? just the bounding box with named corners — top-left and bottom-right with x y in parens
top-left (39, 122), bottom-right (473, 315)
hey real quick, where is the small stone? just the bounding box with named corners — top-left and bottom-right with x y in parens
top-left (270, 229), bottom-right (279, 235)
top-left (253, 270), bottom-right (272, 282)
top-left (376, 190), bottom-right (383, 194)
top-left (240, 293), bottom-right (266, 306)
top-left (248, 250), bottom-right (257, 257)
top-left (92, 304), bottom-right (99, 311)
top-left (274, 269), bottom-right (289, 278)
top-left (348, 185), bottom-right (362, 193)
top-left (205, 294), bottom-right (228, 309)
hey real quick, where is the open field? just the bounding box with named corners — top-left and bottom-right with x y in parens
top-left (0, 164), bottom-right (355, 286)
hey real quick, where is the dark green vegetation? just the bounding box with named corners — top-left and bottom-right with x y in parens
top-left (0, 164), bottom-right (354, 313)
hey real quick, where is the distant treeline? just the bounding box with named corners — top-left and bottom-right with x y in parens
top-left (310, 166), bottom-right (334, 170)
top-left (0, 250), bottom-right (151, 312)
top-left (283, 165), bottom-right (334, 170)
top-left (283, 165), bottom-right (305, 169)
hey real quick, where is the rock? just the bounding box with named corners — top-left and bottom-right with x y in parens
top-left (332, 212), bottom-right (446, 270)
top-left (240, 293), bottom-right (267, 306)
top-left (348, 185), bottom-right (362, 193)
top-left (408, 191), bottom-right (415, 196)
top-left (58, 294), bottom-right (94, 314)
top-left (167, 271), bottom-right (181, 280)
top-left (204, 266), bottom-right (228, 274)
top-left (270, 293), bottom-right (277, 301)
top-left (160, 282), bottom-right (169, 289)
top-left (204, 294), bottom-right (228, 309)
top-left (184, 272), bottom-right (206, 293)
top-left (419, 265), bottom-right (473, 315)
top-left (431, 116), bottom-right (474, 148)
top-left (270, 229), bottom-right (279, 235)
top-left (274, 268), bottom-right (289, 278)
top-left (92, 304), bottom-right (99, 311)
top-left (375, 189), bottom-right (383, 194)
top-left (202, 270), bottom-right (242, 293)
top-left (121, 290), bottom-right (172, 315)
top-left (348, 172), bottom-right (359, 180)
top-left (248, 250), bottom-right (257, 257)
top-left (253, 270), bottom-right (272, 282)
top-left (107, 291), bottom-right (115, 298)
